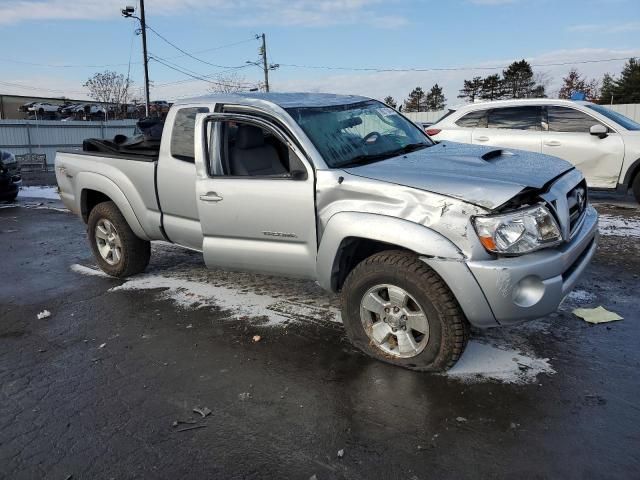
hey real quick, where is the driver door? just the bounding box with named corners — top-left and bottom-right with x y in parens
top-left (193, 112), bottom-right (318, 279)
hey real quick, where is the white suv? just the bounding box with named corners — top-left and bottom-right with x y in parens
top-left (428, 99), bottom-right (640, 202)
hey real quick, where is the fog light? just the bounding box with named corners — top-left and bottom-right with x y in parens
top-left (512, 275), bottom-right (545, 307)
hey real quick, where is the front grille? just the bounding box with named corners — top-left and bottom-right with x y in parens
top-left (566, 180), bottom-right (587, 236)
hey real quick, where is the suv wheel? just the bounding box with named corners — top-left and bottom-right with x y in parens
top-left (341, 250), bottom-right (470, 371)
top-left (87, 201), bottom-right (150, 277)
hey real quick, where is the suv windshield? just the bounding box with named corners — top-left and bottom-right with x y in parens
top-left (287, 100), bottom-right (432, 168)
top-left (586, 104), bottom-right (640, 131)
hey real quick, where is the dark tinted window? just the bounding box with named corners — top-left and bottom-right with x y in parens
top-left (488, 106), bottom-right (541, 130)
top-left (456, 110), bottom-right (488, 128)
top-left (171, 107), bottom-right (209, 162)
top-left (586, 104), bottom-right (640, 130)
top-left (548, 106), bottom-right (604, 133)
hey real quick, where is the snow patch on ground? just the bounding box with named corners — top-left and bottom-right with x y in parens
top-left (598, 214), bottom-right (640, 238)
top-left (93, 269), bottom-right (342, 327)
top-left (566, 289), bottom-right (596, 303)
top-left (447, 341), bottom-right (555, 384)
top-left (19, 186), bottom-right (60, 200)
top-left (70, 264), bottom-right (111, 278)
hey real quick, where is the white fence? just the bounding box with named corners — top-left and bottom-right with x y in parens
top-left (403, 103), bottom-right (640, 124)
top-left (0, 120), bottom-right (137, 167)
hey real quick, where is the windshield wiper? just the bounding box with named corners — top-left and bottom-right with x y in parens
top-left (400, 142), bottom-right (431, 153)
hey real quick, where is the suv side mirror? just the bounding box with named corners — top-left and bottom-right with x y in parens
top-left (590, 124), bottom-right (608, 139)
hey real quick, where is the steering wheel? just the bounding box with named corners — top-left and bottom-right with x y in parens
top-left (362, 131), bottom-right (382, 145)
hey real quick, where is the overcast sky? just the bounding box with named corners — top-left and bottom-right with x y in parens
top-left (1, 0), bottom-right (639, 105)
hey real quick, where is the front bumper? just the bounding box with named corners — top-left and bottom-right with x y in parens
top-left (423, 204), bottom-right (598, 327)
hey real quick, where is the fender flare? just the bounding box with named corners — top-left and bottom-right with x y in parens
top-left (316, 211), bottom-right (464, 292)
top-left (76, 171), bottom-right (150, 240)
top-left (621, 157), bottom-right (640, 188)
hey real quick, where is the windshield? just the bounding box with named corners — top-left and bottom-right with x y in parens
top-left (286, 100), bottom-right (433, 168)
top-left (586, 104), bottom-right (640, 131)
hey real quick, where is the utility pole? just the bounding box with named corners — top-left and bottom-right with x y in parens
top-left (122, 3), bottom-right (150, 117)
top-left (260, 33), bottom-right (270, 92)
top-left (139, 0), bottom-right (151, 116)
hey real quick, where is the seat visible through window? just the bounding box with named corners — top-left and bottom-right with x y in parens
top-left (228, 125), bottom-right (287, 176)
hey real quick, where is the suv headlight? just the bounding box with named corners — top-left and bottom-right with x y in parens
top-left (473, 204), bottom-right (562, 255)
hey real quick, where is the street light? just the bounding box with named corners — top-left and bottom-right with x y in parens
top-left (121, 2), bottom-right (150, 117)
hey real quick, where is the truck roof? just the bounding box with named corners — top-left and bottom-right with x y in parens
top-left (175, 92), bottom-right (372, 109)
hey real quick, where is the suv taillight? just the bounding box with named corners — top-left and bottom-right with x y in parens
top-left (426, 128), bottom-right (441, 136)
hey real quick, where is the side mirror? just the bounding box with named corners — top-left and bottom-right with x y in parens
top-left (590, 124), bottom-right (608, 139)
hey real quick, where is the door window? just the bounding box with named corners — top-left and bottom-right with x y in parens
top-left (455, 110), bottom-right (488, 128)
top-left (170, 107), bottom-right (209, 162)
top-left (547, 106), bottom-right (605, 133)
top-left (216, 120), bottom-right (306, 178)
top-left (488, 106), bottom-right (541, 130)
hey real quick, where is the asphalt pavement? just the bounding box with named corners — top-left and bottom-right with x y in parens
top-left (1, 192), bottom-right (639, 479)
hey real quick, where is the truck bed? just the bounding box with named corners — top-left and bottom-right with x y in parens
top-left (55, 150), bottom-right (163, 242)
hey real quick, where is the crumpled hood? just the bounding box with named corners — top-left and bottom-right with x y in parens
top-left (343, 141), bottom-right (574, 210)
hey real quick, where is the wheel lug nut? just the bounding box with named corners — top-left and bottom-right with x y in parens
top-left (384, 307), bottom-right (390, 313)
top-left (392, 327), bottom-right (397, 332)
top-left (402, 315), bottom-right (407, 320)
top-left (393, 307), bottom-right (399, 313)
top-left (402, 326), bottom-right (406, 331)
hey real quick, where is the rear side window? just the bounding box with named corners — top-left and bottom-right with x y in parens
top-left (547, 106), bottom-right (604, 133)
top-left (171, 107), bottom-right (209, 162)
top-left (456, 110), bottom-right (488, 128)
top-left (435, 109), bottom-right (456, 124)
top-left (488, 106), bottom-right (541, 130)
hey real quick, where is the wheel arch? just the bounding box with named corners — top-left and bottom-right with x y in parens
top-left (316, 212), bottom-right (464, 293)
top-left (621, 156), bottom-right (640, 189)
top-left (77, 172), bottom-right (149, 240)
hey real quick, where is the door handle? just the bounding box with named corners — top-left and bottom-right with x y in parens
top-left (476, 136), bottom-right (489, 142)
top-left (199, 192), bottom-right (223, 202)
top-left (544, 140), bottom-right (562, 147)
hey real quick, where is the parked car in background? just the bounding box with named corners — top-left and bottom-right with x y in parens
top-left (27, 102), bottom-right (63, 115)
top-left (0, 150), bottom-right (21, 202)
top-left (428, 99), bottom-right (640, 202)
top-left (56, 93), bottom-right (597, 371)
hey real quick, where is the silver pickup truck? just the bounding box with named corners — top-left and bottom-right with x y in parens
top-left (56, 93), bottom-right (598, 371)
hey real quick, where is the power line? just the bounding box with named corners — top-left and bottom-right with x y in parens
top-left (146, 23), bottom-right (257, 70)
top-left (0, 79), bottom-right (86, 96)
top-left (149, 55), bottom-right (259, 89)
top-left (277, 56), bottom-right (635, 73)
top-left (0, 37), bottom-right (257, 70)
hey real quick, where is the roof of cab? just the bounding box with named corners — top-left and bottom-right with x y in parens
top-left (174, 92), bottom-right (372, 109)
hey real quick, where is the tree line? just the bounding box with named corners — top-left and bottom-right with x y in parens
top-left (384, 57), bottom-right (640, 112)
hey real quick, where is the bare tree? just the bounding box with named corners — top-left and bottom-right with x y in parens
top-left (84, 71), bottom-right (133, 118)
top-left (208, 72), bottom-right (251, 94)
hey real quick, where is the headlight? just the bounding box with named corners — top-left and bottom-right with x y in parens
top-left (473, 204), bottom-right (562, 255)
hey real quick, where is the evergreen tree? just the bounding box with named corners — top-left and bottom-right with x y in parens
top-left (479, 74), bottom-right (504, 100)
top-left (613, 58), bottom-right (640, 103)
top-left (425, 84), bottom-right (446, 111)
top-left (383, 96), bottom-right (397, 109)
top-left (458, 76), bottom-right (483, 102)
top-left (599, 73), bottom-right (616, 105)
top-left (501, 59), bottom-right (537, 98)
top-left (403, 87), bottom-right (427, 112)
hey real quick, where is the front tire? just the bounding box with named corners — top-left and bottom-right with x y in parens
top-left (87, 201), bottom-right (150, 277)
top-left (341, 250), bottom-right (470, 371)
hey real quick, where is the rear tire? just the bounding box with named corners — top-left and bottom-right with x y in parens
top-left (340, 250), bottom-right (470, 372)
top-left (632, 174), bottom-right (640, 204)
top-left (87, 201), bottom-right (150, 277)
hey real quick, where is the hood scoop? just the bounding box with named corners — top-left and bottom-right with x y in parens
top-left (481, 149), bottom-right (507, 162)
